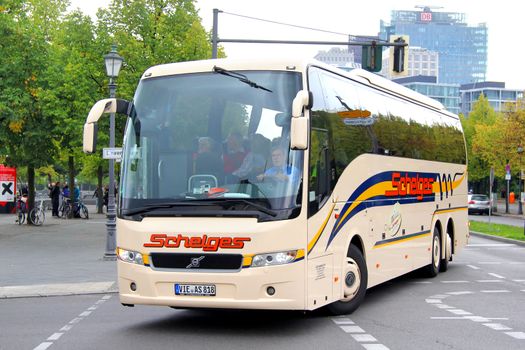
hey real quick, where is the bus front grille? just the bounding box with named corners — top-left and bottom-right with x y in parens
top-left (149, 253), bottom-right (243, 270)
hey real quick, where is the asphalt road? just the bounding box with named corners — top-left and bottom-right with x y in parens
top-left (1, 235), bottom-right (524, 350)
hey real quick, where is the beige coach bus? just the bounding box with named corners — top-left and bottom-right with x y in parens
top-left (83, 58), bottom-right (468, 314)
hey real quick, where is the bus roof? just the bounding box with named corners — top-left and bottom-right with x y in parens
top-left (143, 57), bottom-right (452, 116)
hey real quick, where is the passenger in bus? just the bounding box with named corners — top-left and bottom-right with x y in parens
top-left (195, 137), bottom-right (223, 183)
top-left (232, 134), bottom-right (270, 181)
top-left (257, 147), bottom-right (300, 186)
top-left (223, 132), bottom-right (247, 183)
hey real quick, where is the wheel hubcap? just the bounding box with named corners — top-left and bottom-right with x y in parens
top-left (342, 257), bottom-right (360, 301)
top-left (433, 235), bottom-right (440, 269)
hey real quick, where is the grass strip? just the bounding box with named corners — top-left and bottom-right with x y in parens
top-left (470, 221), bottom-right (525, 241)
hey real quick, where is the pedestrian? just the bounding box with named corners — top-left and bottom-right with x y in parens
top-left (49, 182), bottom-right (61, 217)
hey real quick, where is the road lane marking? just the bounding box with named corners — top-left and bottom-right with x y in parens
top-left (488, 273), bottom-right (505, 279)
top-left (483, 323), bottom-right (512, 331)
top-left (333, 318), bottom-right (390, 349)
top-left (46, 333), bottom-right (63, 341)
top-left (352, 334), bottom-right (378, 342)
top-left (448, 309), bottom-right (472, 315)
top-left (341, 325), bottom-right (365, 333)
top-left (505, 332), bottom-right (525, 339)
top-left (441, 280), bottom-right (469, 283)
top-left (33, 343), bottom-right (52, 350)
top-left (447, 291), bottom-right (474, 295)
top-left (33, 294), bottom-right (112, 350)
top-left (467, 265), bottom-right (480, 270)
top-left (428, 292), bottom-right (523, 341)
top-left (476, 280), bottom-right (503, 283)
top-left (332, 317), bottom-right (354, 325)
top-left (478, 262), bottom-right (502, 264)
top-left (362, 345), bottom-right (389, 350)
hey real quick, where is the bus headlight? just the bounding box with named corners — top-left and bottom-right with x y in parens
top-left (117, 247), bottom-right (144, 265)
top-left (251, 250), bottom-right (298, 267)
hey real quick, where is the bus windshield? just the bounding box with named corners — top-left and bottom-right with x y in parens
top-left (119, 70), bottom-right (303, 221)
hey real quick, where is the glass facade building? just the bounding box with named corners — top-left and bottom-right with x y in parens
top-left (460, 82), bottom-right (524, 115)
top-left (393, 75), bottom-right (460, 114)
top-left (380, 7), bottom-right (488, 85)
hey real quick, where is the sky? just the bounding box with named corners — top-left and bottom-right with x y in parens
top-left (68, 0), bottom-right (525, 89)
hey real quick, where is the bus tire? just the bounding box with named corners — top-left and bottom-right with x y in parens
top-left (426, 227), bottom-right (441, 277)
top-left (440, 233), bottom-right (452, 272)
top-left (327, 244), bottom-right (367, 315)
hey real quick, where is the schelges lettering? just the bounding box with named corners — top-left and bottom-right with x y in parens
top-left (144, 234), bottom-right (251, 252)
top-left (385, 172), bottom-right (434, 200)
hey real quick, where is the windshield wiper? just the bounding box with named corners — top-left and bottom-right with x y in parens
top-left (122, 201), bottom-right (215, 216)
top-left (215, 199), bottom-right (278, 217)
top-left (213, 66), bottom-right (273, 93)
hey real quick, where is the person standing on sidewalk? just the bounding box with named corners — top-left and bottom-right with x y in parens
top-left (49, 182), bottom-right (61, 217)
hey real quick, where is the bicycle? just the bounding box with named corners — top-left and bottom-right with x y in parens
top-left (77, 198), bottom-right (89, 219)
top-left (29, 199), bottom-right (46, 226)
top-left (58, 198), bottom-right (71, 218)
top-left (15, 196), bottom-right (28, 225)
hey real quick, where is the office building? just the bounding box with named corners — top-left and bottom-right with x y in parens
top-left (381, 46), bottom-right (439, 80)
top-left (393, 75), bottom-right (460, 114)
top-left (460, 82), bottom-right (524, 115)
top-left (314, 47), bottom-right (354, 66)
top-left (380, 7), bottom-right (488, 85)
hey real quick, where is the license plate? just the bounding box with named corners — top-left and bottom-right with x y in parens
top-left (175, 284), bottom-right (216, 296)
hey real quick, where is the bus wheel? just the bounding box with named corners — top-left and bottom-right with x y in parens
top-left (440, 234), bottom-right (452, 272)
top-left (327, 245), bottom-right (367, 315)
top-left (426, 228), bottom-right (441, 277)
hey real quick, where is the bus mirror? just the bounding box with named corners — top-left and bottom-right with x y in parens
top-left (292, 90), bottom-right (311, 117)
top-left (291, 116), bottom-right (308, 150)
top-left (86, 98), bottom-right (131, 123)
top-left (83, 122), bottom-right (98, 154)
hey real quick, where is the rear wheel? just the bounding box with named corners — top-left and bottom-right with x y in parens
top-left (327, 245), bottom-right (368, 315)
top-left (81, 205), bottom-right (89, 219)
top-left (17, 210), bottom-right (25, 225)
top-left (440, 233), bottom-right (452, 272)
top-left (426, 228), bottom-right (441, 277)
top-left (29, 209), bottom-right (44, 226)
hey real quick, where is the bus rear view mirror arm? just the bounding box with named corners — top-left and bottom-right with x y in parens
top-left (83, 98), bottom-right (131, 154)
top-left (291, 90), bottom-right (312, 150)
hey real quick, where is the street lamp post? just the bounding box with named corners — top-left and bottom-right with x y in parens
top-left (519, 146), bottom-right (523, 215)
top-left (103, 45), bottom-right (123, 260)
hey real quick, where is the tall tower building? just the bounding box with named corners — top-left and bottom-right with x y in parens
top-left (380, 6), bottom-right (487, 85)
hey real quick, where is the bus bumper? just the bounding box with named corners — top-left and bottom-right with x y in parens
top-left (117, 260), bottom-right (306, 310)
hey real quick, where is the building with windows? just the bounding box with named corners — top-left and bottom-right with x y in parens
top-left (393, 75), bottom-right (460, 114)
top-left (314, 47), bottom-right (354, 67)
top-left (381, 46), bottom-right (438, 80)
top-left (380, 7), bottom-right (487, 85)
top-left (460, 82), bottom-right (524, 115)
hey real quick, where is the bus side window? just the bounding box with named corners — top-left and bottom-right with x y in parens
top-left (309, 127), bottom-right (330, 216)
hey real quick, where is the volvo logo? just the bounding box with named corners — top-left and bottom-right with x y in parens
top-left (186, 256), bottom-right (205, 269)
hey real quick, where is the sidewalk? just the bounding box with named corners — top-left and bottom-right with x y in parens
top-left (0, 205), bottom-right (117, 298)
top-left (493, 199), bottom-right (525, 218)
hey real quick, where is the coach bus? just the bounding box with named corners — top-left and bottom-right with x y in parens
top-left (83, 58), bottom-right (468, 314)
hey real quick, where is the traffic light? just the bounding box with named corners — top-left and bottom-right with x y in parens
top-left (361, 43), bottom-right (382, 72)
top-left (389, 35), bottom-right (409, 77)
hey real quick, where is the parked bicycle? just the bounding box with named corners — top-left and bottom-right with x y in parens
top-left (15, 195), bottom-right (28, 225)
top-left (29, 198), bottom-right (46, 226)
top-left (58, 197), bottom-right (89, 219)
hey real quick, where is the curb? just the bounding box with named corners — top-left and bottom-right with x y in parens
top-left (469, 231), bottom-right (525, 247)
top-left (0, 281), bottom-right (118, 299)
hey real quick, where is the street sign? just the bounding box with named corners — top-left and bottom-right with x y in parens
top-left (505, 173), bottom-right (511, 180)
top-left (0, 165), bottom-right (16, 203)
top-left (103, 147), bottom-right (122, 160)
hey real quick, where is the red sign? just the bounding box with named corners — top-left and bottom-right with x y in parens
top-left (421, 12), bottom-right (432, 21)
top-left (0, 165), bottom-right (16, 206)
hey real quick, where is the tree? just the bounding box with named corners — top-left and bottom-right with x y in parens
top-left (0, 0), bottom-right (65, 221)
top-left (460, 94), bottom-right (498, 192)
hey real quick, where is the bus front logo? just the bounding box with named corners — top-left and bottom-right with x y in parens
top-left (187, 256), bottom-right (205, 268)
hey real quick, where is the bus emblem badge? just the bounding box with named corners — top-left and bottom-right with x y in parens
top-left (187, 256), bottom-right (205, 269)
